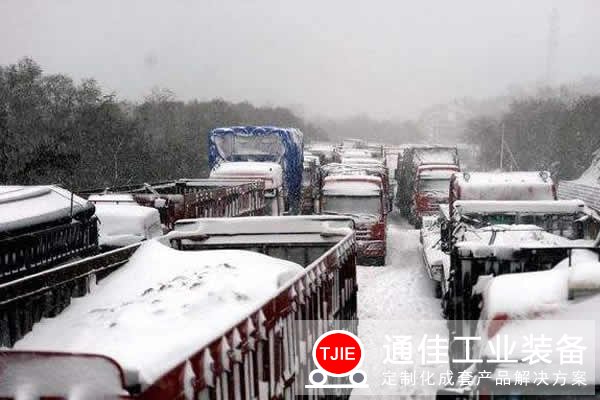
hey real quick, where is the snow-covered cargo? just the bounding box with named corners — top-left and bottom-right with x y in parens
top-left (0, 215), bottom-right (357, 399)
top-left (94, 203), bottom-right (162, 249)
top-left (208, 126), bottom-right (303, 214)
top-left (449, 171), bottom-right (556, 207)
top-left (0, 186), bottom-right (98, 283)
top-left (81, 179), bottom-right (265, 230)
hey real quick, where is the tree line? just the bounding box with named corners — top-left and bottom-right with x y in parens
top-left (0, 58), bottom-right (326, 190)
top-left (465, 94), bottom-right (600, 180)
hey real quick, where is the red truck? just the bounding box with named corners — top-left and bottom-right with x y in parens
top-left (320, 173), bottom-right (388, 265)
top-left (409, 163), bottom-right (460, 228)
top-left (0, 215), bottom-right (357, 399)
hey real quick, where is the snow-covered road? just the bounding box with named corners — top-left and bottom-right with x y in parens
top-left (351, 211), bottom-right (448, 398)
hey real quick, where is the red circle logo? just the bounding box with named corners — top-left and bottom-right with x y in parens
top-left (312, 330), bottom-right (363, 376)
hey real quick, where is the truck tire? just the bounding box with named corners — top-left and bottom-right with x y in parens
top-left (374, 256), bottom-right (386, 266)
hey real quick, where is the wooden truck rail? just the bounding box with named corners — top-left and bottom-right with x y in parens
top-left (0, 216), bottom-right (358, 400)
top-left (80, 179), bottom-right (266, 230)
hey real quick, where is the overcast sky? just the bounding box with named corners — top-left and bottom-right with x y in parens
top-left (1, 0), bottom-right (599, 119)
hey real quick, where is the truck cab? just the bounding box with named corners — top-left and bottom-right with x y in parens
top-left (320, 174), bottom-right (387, 265)
top-left (302, 153), bottom-right (321, 214)
top-left (209, 161), bottom-right (284, 216)
top-left (410, 163), bottom-right (460, 228)
top-left (209, 126), bottom-right (303, 214)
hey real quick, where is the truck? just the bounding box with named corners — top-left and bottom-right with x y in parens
top-left (81, 179), bottom-right (266, 231)
top-left (395, 145), bottom-right (459, 216)
top-left (208, 163), bottom-right (283, 216)
top-left (438, 245), bottom-right (600, 399)
top-left (208, 126), bottom-right (303, 214)
top-left (319, 170), bottom-right (388, 265)
top-left (0, 215), bottom-right (358, 399)
top-left (301, 153), bottom-right (321, 214)
top-left (409, 163), bottom-right (460, 228)
top-left (0, 185), bottom-right (98, 284)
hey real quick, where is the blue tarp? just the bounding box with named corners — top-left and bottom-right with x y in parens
top-left (208, 126), bottom-right (304, 213)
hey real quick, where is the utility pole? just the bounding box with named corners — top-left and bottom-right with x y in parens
top-left (500, 122), bottom-right (505, 170)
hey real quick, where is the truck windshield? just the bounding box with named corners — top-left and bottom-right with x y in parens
top-left (420, 179), bottom-right (450, 194)
top-left (323, 196), bottom-right (380, 215)
top-left (213, 134), bottom-right (286, 162)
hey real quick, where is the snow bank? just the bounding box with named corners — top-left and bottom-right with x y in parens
top-left (0, 185), bottom-right (91, 233)
top-left (95, 204), bottom-right (162, 247)
top-left (14, 240), bottom-right (304, 387)
top-left (209, 161), bottom-right (283, 189)
top-left (321, 175), bottom-right (382, 196)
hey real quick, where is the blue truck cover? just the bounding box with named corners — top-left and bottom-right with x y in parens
top-left (208, 126), bottom-right (304, 213)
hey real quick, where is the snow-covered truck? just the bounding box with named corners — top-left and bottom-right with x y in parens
top-left (0, 215), bottom-right (357, 399)
top-left (409, 163), bottom-right (460, 228)
top-left (395, 145), bottom-right (459, 218)
top-left (439, 244), bottom-right (600, 398)
top-left (0, 185), bottom-right (98, 283)
top-left (209, 126), bottom-right (303, 214)
top-left (319, 166), bottom-right (389, 265)
top-left (301, 153), bottom-right (321, 214)
top-left (208, 163), bottom-right (283, 216)
top-left (81, 179), bottom-right (266, 231)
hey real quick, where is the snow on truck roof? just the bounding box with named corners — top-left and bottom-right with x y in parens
top-left (455, 225), bottom-right (578, 259)
top-left (341, 157), bottom-right (383, 166)
top-left (13, 240), bottom-right (304, 388)
top-left (322, 175), bottom-right (382, 196)
top-left (209, 161), bottom-right (283, 189)
top-left (173, 215), bottom-right (354, 239)
top-left (0, 185), bottom-right (92, 233)
top-left (454, 199), bottom-right (585, 215)
top-left (452, 171), bottom-right (555, 201)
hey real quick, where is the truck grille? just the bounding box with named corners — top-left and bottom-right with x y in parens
top-left (355, 229), bottom-right (372, 240)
